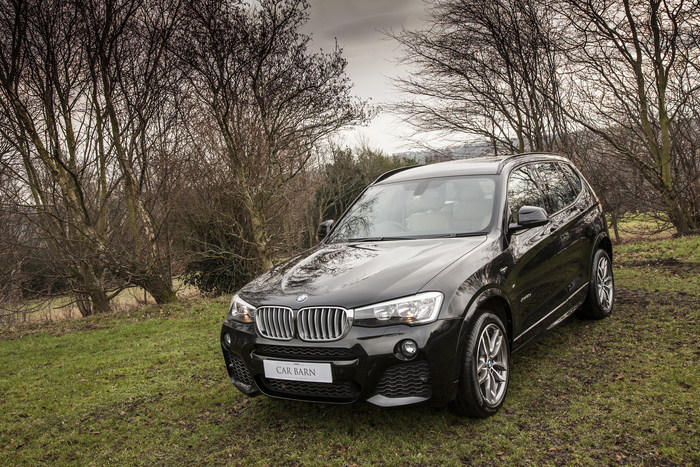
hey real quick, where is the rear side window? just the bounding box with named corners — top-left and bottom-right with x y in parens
top-left (508, 165), bottom-right (546, 224)
top-left (559, 163), bottom-right (582, 196)
top-left (536, 162), bottom-right (578, 213)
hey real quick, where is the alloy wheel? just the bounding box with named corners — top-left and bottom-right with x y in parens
top-left (476, 323), bottom-right (508, 406)
top-left (596, 256), bottom-right (613, 312)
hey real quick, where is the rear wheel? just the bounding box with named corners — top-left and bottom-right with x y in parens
top-left (576, 249), bottom-right (614, 319)
top-left (449, 310), bottom-right (509, 418)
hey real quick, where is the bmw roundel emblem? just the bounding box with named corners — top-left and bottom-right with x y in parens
top-left (296, 294), bottom-right (308, 303)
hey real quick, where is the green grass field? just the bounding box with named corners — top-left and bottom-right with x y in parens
top-left (1, 237), bottom-right (698, 466)
top-left (608, 213), bottom-right (676, 243)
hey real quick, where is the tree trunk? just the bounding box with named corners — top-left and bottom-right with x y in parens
top-left (666, 204), bottom-right (690, 236)
top-left (140, 276), bottom-right (178, 305)
top-left (610, 211), bottom-right (621, 244)
top-left (252, 214), bottom-right (274, 273)
top-left (75, 289), bottom-right (111, 316)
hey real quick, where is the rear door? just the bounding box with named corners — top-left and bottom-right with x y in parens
top-left (535, 162), bottom-right (590, 305)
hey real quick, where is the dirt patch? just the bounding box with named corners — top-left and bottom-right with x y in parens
top-left (615, 287), bottom-right (699, 310)
top-left (618, 258), bottom-right (700, 276)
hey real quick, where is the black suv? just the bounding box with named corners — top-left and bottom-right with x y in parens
top-left (220, 153), bottom-right (614, 417)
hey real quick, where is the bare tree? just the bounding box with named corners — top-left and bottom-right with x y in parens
top-left (77, 0), bottom-right (182, 302)
top-left (0, 0), bottom-right (181, 313)
top-left (0, 0), bottom-right (117, 313)
top-left (566, 129), bottom-right (657, 242)
top-left (554, 0), bottom-right (700, 234)
top-left (671, 110), bottom-right (700, 229)
top-left (0, 145), bottom-right (28, 317)
top-left (388, 0), bottom-right (700, 234)
top-left (175, 0), bottom-right (368, 274)
top-left (387, 0), bottom-right (567, 154)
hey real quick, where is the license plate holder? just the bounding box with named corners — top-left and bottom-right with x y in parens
top-left (263, 360), bottom-right (333, 383)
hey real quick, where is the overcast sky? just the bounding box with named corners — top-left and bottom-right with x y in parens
top-left (301, 0), bottom-right (428, 155)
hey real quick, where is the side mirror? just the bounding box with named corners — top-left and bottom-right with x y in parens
top-left (317, 220), bottom-right (334, 240)
top-left (508, 206), bottom-right (549, 232)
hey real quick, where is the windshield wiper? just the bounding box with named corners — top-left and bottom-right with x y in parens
top-left (344, 232), bottom-right (486, 242)
top-left (347, 237), bottom-right (384, 242)
top-left (438, 231), bottom-right (487, 238)
top-left (346, 236), bottom-right (412, 242)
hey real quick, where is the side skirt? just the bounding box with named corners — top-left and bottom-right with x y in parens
top-left (511, 281), bottom-right (588, 354)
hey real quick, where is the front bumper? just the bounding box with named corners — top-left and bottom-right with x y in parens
top-left (220, 318), bottom-right (462, 407)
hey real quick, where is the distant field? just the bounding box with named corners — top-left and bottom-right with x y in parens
top-left (1, 237), bottom-right (698, 466)
top-left (1, 280), bottom-right (198, 325)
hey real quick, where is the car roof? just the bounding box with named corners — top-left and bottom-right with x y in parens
top-left (374, 153), bottom-right (571, 184)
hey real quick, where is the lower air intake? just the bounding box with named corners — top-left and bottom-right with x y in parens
top-left (225, 352), bottom-right (254, 387)
top-left (259, 378), bottom-right (359, 402)
top-left (375, 361), bottom-right (432, 398)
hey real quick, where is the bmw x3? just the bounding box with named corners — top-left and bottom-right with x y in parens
top-left (219, 153), bottom-right (614, 417)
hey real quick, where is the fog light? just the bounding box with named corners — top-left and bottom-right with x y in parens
top-left (223, 333), bottom-right (231, 348)
top-left (400, 339), bottom-right (418, 359)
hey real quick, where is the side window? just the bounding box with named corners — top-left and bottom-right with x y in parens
top-left (559, 163), bottom-right (582, 197)
top-left (536, 162), bottom-right (577, 213)
top-left (508, 165), bottom-right (546, 224)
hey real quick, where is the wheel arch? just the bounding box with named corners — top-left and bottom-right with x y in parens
top-left (451, 287), bottom-right (513, 385)
top-left (594, 232), bottom-right (613, 263)
top-left (474, 295), bottom-right (512, 345)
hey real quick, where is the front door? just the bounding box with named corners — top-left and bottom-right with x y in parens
top-left (504, 164), bottom-right (567, 347)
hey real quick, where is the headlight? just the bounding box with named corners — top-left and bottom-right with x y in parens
top-left (354, 292), bottom-right (443, 326)
top-left (227, 294), bottom-right (256, 324)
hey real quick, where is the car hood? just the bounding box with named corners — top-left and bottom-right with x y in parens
top-left (239, 237), bottom-right (487, 310)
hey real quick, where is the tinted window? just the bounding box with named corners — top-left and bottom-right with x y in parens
top-left (536, 162), bottom-right (577, 213)
top-left (559, 163), bottom-right (582, 196)
top-left (508, 165), bottom-right (546, 224)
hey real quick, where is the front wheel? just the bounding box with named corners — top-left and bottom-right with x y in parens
top-left (449, 310), bottom-right (510, 418)
top-left (576, 249), bottom-right (614, 319)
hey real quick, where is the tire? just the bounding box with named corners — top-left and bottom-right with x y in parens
top-left (449, 310), bottom-right (510, 418)
top-left (576, 249), bottom-right (614, 319)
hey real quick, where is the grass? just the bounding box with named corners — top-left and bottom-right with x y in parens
top-left (1, 237), bottom-right (699, 465)
top-left (609, 212), bottom-right (675, 243)
top-left (614, 236), bottom-right (700, 296)
top-left (615, 236), bottom-right (700, 262)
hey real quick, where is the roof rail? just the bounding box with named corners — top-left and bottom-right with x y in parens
top-left (372, 165), bottom-right (419, 184)
top-left (496, 152), bottom-right (561, 172)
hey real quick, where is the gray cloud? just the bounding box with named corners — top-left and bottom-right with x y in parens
top-left (305, 0), bottom-right (424, 47)
top-left (301, 0), bottom-right (427, 153)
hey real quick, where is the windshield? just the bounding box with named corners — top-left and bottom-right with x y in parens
top-left (327, 176), bottom-right (498, 243)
